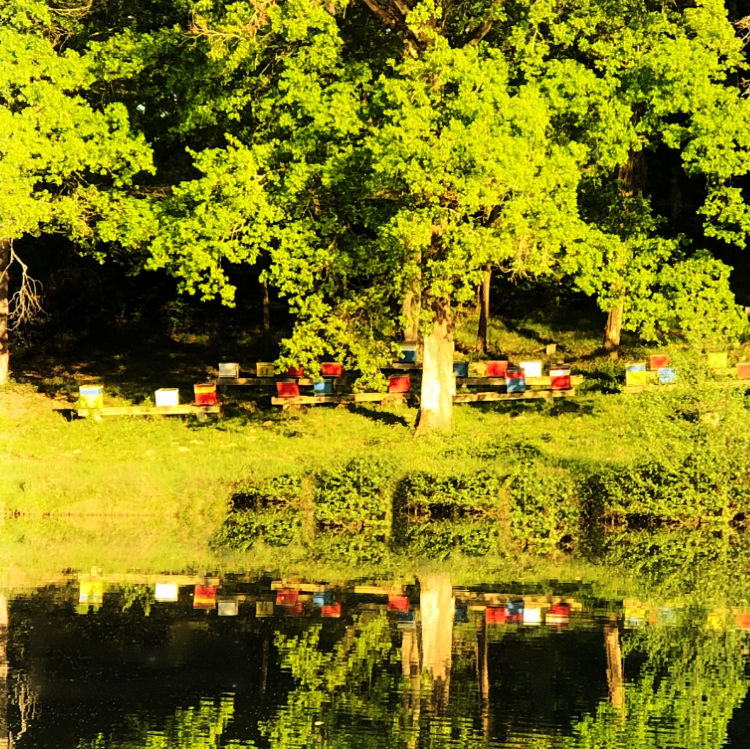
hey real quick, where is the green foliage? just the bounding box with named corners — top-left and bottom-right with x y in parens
top-left (77, 694), bottom-right (255, 749)
top-left (312, 457), bottom-right (393, 564)
top-left (508, 461), bottom-right (580, 553)
top-left (394, 471), bottom-right (500, 559)
top-left (211, 475), bottom-right (303, 550)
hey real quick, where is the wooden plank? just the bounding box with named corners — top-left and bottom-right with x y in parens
top-left (75, 405), bottom-right (221, 417)
top-left (271, 392), bottom-right (406, 406)
top-left (456, 374), bottom-right (583, 387)
top-left (452, 389), bottom-right (575, 403)
top-left (384, 362), bottom-right (421, 371)
top-left (218, 377), bottom-right (338, 387)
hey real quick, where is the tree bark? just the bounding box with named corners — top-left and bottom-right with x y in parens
top-left (416, 298), bottom-right (453, 434)
top-left (0, 239), bottom-right (10, 386)
top-left (475, 266), bottom-right (491, 354)
top-left (603, 304), bottom-right (623, 353)
top-left (419, 574), bottom-right (454, 713)
top-left (261, 276), bottom-right (272, 356)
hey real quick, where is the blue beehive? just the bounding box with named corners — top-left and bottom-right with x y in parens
top-left (313, 379), bottom-right (334, 395)
top-left (453, 361), bottom-right (469, 378)
top-left (400, 343), bottom-right (417, 363)
top-left (506, 599), bottom-right (524, 622)
top-left (658, 367), bottom-right (677, 384)
top-left (313, 590), bottom-right (334, 606)
top-left (506, 369), bottom-right (525, 393)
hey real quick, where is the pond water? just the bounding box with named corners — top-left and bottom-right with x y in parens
top-left (2, 564), bottom-right (750, 748)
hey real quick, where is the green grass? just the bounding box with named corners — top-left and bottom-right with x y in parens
top-left (4, 311), bottom-right (750, 586)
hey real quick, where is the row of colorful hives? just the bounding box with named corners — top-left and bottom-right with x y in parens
top-left (219, 358), bottom-right (573, 397)
top-left (625, 352), bottom-right (750, 387)
top-left (78, 383), bottom-right (219, 408)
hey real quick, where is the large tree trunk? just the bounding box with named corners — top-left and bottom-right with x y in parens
top-left (419, 574), bottom-right (454, 713)
top-left (603, 304), bottom-right (623, 353)
top-left (0, 238), bottom-right (10, 386)
top-left (475, 266), bottom-right (491, 354)
top-left (416, 298), bottom-right (453, 434)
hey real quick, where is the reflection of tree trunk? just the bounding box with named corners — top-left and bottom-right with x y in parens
top-left (605, 618), bottom-right (625, 721)
top-left (416, 299), bottom-right (453, 435)
top-left (401, 628), bottom-right (422, 747)
top-left (475, 266), bottom-right (491, 354)
top-left (419, 574), bottom-right (454, 712)
top-left (261, 635), bottom-right (269, 696)
top-left (0, 238), bottom-right (10, 386)
top-left (0, 593), bottom-right (9, 749)
top-left (476, 612), bottom-right (490, 738)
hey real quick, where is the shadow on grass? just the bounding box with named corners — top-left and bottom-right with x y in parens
top-left (347, 404), bottom-right (412, 428)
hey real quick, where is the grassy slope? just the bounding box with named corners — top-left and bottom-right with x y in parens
top-left (3, 311), bottom-right (748, 583)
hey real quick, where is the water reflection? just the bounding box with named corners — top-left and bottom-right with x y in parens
top-left (2, 573), bottom-right (750, 748)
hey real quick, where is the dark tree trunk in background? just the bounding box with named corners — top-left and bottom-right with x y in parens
top-left (475, 266), bottom-right (491, 354)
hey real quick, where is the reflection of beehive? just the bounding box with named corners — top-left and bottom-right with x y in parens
top-left (154, 582), bottom-right (179, 602)
top-left (79, 580), bottom-right (104, 604)
top-left (218, 362), bottom-right (240, 378)
top-left (217, 597), bottom-right (239, 616)
top-left (193, 585), bottom-right (217, 610)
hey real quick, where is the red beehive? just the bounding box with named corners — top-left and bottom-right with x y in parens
top-left (486, 360), bottom-right (509, 377)
top-left (284, 602), bottom-right (304, 616)
top-left (387, 594), bottom-right (410, 612)
top-left (546, 602), bottom-right (571, 626)
top-left (193, 382), bottom-right (218, 406)
top-left (285, 366), bottom-right (304, 378)
top-left (648, 354), bottom-right (670, 370)
top-left (388, 375), bottom-right (411, 393)
top-left (736, 612), bottom-right (750, 629)
top-left (321, 602), bottom-right (342, 618)
top-left (550, 368), bottom-right (571, 390)
top-left (193, 585), bottom-right (217, 610)
top-left (321, 362), bottom-right (344, 377)
top-left (738, 363), bottom-right (750, 380)
top-left (276, 381), bottom-right (300, 398)
top-left (485, 606), bottom-right (507, 624)
top-left (276, 588), bottom-right (300, 606)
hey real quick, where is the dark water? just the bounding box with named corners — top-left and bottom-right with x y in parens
top-left (2, 570), bottom-right (750, 749)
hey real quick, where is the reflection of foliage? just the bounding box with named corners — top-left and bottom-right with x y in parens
top-left (263, 612), bottom-right (492, 748)
top-left (561, 626), bottom-right (748, 749)
top-left (394, 471), bottom-right (501, 559)
top-left (77, 694), bottom-right (254, 749)
top-left (211, 475), bottom-right (303, 551)
top-left (119, 584), bottom-right (153, 616)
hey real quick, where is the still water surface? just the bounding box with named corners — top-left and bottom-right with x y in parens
top-left (3, 568), bottom-right (750, 749)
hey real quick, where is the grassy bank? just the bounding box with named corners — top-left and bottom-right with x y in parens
top-left (4, 310), bottom-right (750, 584)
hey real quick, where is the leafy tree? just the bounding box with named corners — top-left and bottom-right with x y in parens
top-left (0, 0), bottom-right (151, 384)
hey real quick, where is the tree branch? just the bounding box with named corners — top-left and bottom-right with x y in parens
top-left (0, 241), bottom-right (45, 330)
